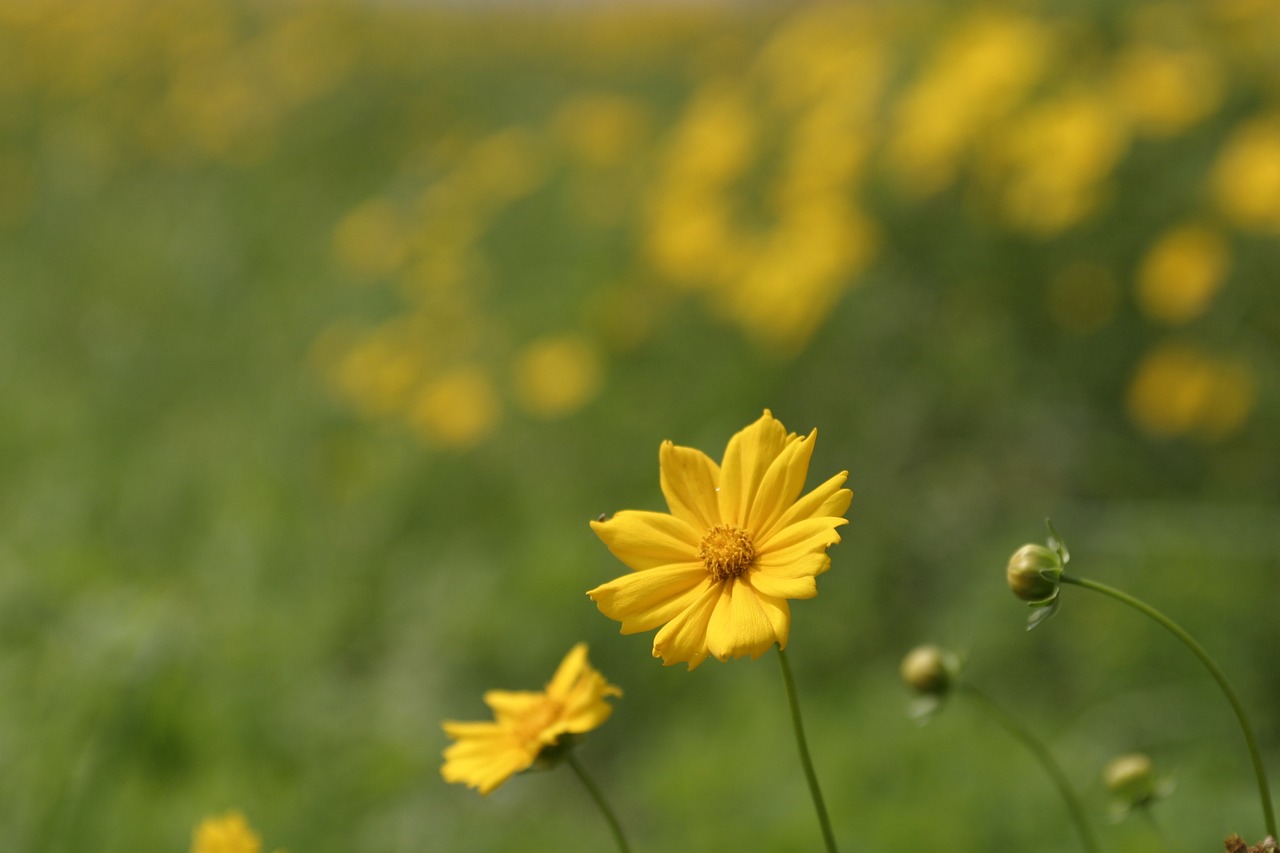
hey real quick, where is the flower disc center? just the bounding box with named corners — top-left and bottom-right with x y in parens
top-left (698, 523), bottom-right (756, 582)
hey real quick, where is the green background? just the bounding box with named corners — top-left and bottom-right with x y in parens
top-left (2, 1), bottom-right (1277, 850)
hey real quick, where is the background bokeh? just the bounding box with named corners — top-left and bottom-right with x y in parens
top-left (2, 0), bottom-right (1279, 850)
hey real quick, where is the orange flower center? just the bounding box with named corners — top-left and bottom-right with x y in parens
top-left (698, 523), bottom-right (756, 582)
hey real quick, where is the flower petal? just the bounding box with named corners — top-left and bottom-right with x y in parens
top-left (545, 643), bottom-right (589, 698)
top-left (754, 551), bottom-right (832, 580)
top-left (587, 562), bottom-right (711, 634)
top-left (705, 577), bottom-right (780, 661)
top-left (759, 471), bottom-right (852, 541)
top-left (441, 723), bottom-right (534, 795)
top-left (757, 515), bottom-right (848, 558)
top-left (590, 510), bottom-right (700, 572)
top-left (652, 582), bottom-right (722, 670)
top-left (483, 690), bottom-right (547, 723)
top-left (747, 428), bottom-right (816, 534)
top-left (659, 441), bottom-right (721, 529)
top-left (752, 590), bottom-right (791, 651)
top-left (717, 410), bottom-right (792, 527)
top-left (746, 565), bottom-right (818, 599)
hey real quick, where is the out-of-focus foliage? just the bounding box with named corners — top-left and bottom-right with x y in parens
top-left (1, 0), bottom-right (1278, 850)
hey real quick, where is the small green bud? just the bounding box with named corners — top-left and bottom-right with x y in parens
top-left (900, 645), bottom-right (958, 696)
top-left (1104, 751), bottom-right (1174, 820)
top-left (1104, 752), bottom-right (1155, 804)
top-left (1007, 543), bottom-right (1062, 604)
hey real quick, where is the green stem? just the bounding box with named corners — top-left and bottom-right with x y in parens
top-left (777, 645), bottom-right (839, 853)
top-left (962, 684), bottom-right (1102, 853)
top-left (565, 752), bottom-right (631, 853)
top-left (1061, 573), bottom-right (1277, 839)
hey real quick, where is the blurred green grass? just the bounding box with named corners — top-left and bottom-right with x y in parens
top-left (1, 0), bottom-right (1279, 850)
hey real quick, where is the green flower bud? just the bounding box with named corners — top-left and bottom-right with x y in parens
top-left (900, 645), bottom-right (959, 697)
top-left (1104, 752), bottom-right (1155, 804)
top-left (1007, 543), bottom-right (1062, 604)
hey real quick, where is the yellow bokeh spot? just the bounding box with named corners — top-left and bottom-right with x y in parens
top-left (333, 198), bottom-right (412, 280)
top-left (191, 811), bottom-right (261, 853)
top-left (993, 93), bottom-right (1128, 235)
top-left (331, 332), bottom-right (423, 418)
top-left (1127, 344), bottom-right (1256, 440)
top-left (552, 94), bottom-right (652, 170)
top-left (513, 335), bottom-right (603, 419)
top-left (887, 13), bottom-right (1052, 197)
top-left (1212, 115), bottom-right (1280, 232)
top-left (1111, 44), bottom-right (1223, 136)
top-left (408, 366), bottom-right (501, 449)
top-left (1136, 224), bottom-right (1230, 325)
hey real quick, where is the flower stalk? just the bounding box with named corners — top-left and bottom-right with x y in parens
top-left (777, 645), bottom-right (839, 853)
top-left (961, 684), bottom-right (1102, 853)
top-left (566, 753), bottom-right (631, 853)
top-left (1061, 573), bottom-right (1277, 839)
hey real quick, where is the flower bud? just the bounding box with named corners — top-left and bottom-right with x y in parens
top-left (1104, 752), bottom-right (1155, 804)
top-left (1007, 543), bottom-right (1062, 603)
top-left (900, 645), bottom-right (959, 696)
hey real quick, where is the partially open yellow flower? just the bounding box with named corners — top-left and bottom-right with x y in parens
top-left (190, 811), bottom-right (263, 853)
top-left (588, 410), bottom-right (852, 670)
top-left (441, 643), bottom-right (622, 795)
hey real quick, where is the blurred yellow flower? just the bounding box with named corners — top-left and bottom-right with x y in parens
top-left (407, 365), bottom-right (501, 449)
top-left (1136, 224), bottom-right (1230, 324)
top-left (332, 198), bottom-right (412, 280)
top-left (588, 410), bottom-right (851, 670)
top-left (1212, 114), bottom-right (1280, 232)
top-left (1111, 44), bottom-right (1223, 136)
top-left (441, 643), bottom-right (622, 796)
top-left (513, 334), bottom-right (603, 419)
top-left (887, 13), bottom-right (1051, 196)
top-left (1127, 344), bottom-right (1256, 439)
top-left (190, 811), bottom-right (263, 853)
top-left (992, 93), bottom-right (1128, 235)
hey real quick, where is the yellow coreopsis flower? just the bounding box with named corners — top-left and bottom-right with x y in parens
top-left (190, 811), bottom-right (264, 853)
top-left (441, 643), bottom-right (622, 795)
top-left (588, 410), bottom-right (852, 670)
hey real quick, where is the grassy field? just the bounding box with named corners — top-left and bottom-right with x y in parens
top-left (2, 1), bottom-right (1279, 850)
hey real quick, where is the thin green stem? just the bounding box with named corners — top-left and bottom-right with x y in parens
top-left (777, 645), bottom-right (839, 853)
top-left (565, 752), bottom-right (631, 853)
top-left (1061, 573), bottom-right (1277, 839)
top-left (962, 684), bottom-right (1102, 853)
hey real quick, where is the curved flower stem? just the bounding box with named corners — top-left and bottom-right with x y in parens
top-left (1061, 573), bottom-right (1277, 839)
top-left (961, 684), bottom-right (1102, 853)
top-left (565, 752), bottom-right (631, 853)
top-left (777, 645), bottom-right (839, 853)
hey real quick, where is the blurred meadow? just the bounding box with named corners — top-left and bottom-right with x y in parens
top-left (3, 0), bottom-right (1280, 850)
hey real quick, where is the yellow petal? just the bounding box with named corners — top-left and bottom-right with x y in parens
top-left (590, 510), bottom-right (700, 571)
top-left (483, 690), bottom-right (547, 722)
top-left (659, 441), bottom-right (722, 529)
top-left (588, 562), bottom-right (713, 633)
top-left (754, 551), bottom-right (831, 579)
top-left (652, 582), bottom-right (721, 670)
top-left (441, 740), bottom-right (532, 795)
top-left (757, 516), bottom-right (847, 557)
top-left (705, 577), bottom-right (779, 661)
top-left (746, 428), bottom-right (816, 534)
top-left (717, 410), bottom-right (791, 527)
top-left (752, 588), bottom-right (791, 651)
top-left (746, 566), bottom-right (818, 599)
top-left (760, 471), bottom-right (852, 541)
top-left (546, 643), bottom-right (589, 698)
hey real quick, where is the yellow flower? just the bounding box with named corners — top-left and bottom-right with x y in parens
top-left (588, 410), bottom-right (852, 670)
top-left (190, 811), bottom-right (262, 853)
top-left (441, 643), bottom-right (621, 796)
